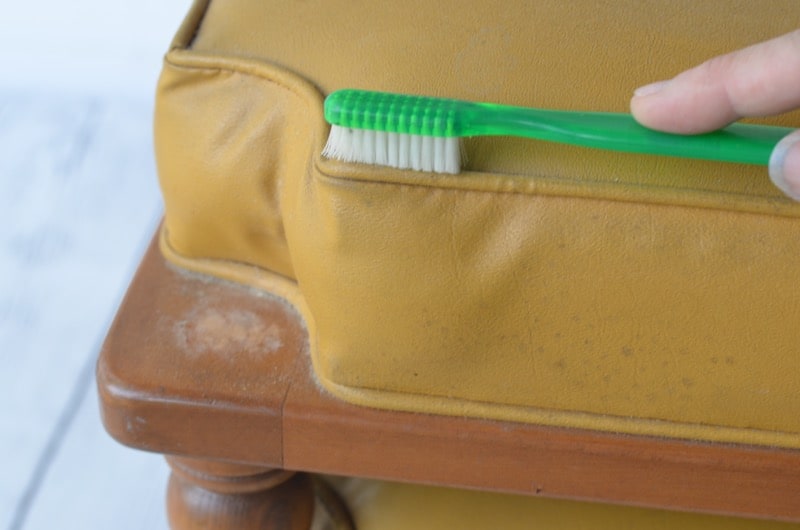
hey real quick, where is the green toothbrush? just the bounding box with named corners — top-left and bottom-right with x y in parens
top-left (322, 88), bottom-right (794, 175)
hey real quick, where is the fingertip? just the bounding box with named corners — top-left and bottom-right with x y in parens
top-left (630, 78), bottom-right (696, 133)
top-left (629, 84), bottom-right (663, 129)
top-left (769, 130), bottom-right (800, 201)
top-left (633, 80), bottom-right (670, 98)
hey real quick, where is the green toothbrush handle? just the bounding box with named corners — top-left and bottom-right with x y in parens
top-left (324, 89), bottom-right (794, 166)
top-left (465, 103), bottom-right (792, 165)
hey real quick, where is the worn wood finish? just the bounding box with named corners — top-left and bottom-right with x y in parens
top-left (98, 239), bottom-right (308, 465)
top-left (98, 233), bottom-right (800, 524)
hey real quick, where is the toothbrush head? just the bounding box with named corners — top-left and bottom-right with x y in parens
top-left (324, 89), bottom-right (465, 137)
top-left (322, 89), bottom-right (465, 174)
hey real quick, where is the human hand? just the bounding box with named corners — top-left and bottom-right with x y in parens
top-left (630, 31), bottom-right (800, 201)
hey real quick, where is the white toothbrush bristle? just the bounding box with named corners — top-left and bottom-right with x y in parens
top-left (322, 125), bottom-right (461, 174)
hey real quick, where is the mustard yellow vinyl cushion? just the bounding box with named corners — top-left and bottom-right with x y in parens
top-left (156, 0), bottom-right (800, 448)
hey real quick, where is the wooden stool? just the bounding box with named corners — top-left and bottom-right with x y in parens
top-left (97, 234), bottom-right (800, 529)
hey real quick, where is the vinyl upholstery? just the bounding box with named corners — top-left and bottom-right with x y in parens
top-left (155, 0), bottom-right (800, 448)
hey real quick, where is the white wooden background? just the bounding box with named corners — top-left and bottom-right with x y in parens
top-left (1, 2), bottom-right (191, 528)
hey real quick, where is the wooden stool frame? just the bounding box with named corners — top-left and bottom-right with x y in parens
top-left (98, 234), bottom-right (800, 528)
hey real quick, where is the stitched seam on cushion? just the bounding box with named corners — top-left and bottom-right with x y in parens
top-left (162, 49), bottom-right (800, 218)
top-left (314, 164), bottom-right (800, 221)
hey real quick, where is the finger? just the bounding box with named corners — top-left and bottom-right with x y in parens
top-left (769, 130), bottom-right (800, 201)
top-left (631, 30), bottom-right (800, 134)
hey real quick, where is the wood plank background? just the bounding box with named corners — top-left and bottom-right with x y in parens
top-left (1, 2), bottom-right (189, 528)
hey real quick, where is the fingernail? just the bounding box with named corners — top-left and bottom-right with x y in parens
top-left (633, 80), bottom-right (670, 98)
top-left (769, 130), bottom-right (800, 201)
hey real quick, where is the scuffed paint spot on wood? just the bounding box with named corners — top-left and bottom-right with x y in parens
top-left (174, 307), bottom-right (283, 359)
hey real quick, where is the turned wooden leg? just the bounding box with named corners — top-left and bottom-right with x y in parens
top-left (166, 457), bottom-right (314, 530)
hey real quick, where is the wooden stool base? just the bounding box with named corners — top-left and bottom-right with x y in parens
top-left (166, 458), bottom-right (314, 530)
top-left (99, 233), bottom-right (800, 523)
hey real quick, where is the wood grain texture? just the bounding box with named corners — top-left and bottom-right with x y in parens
top-left (98, 233), bottom-right (800, 523)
